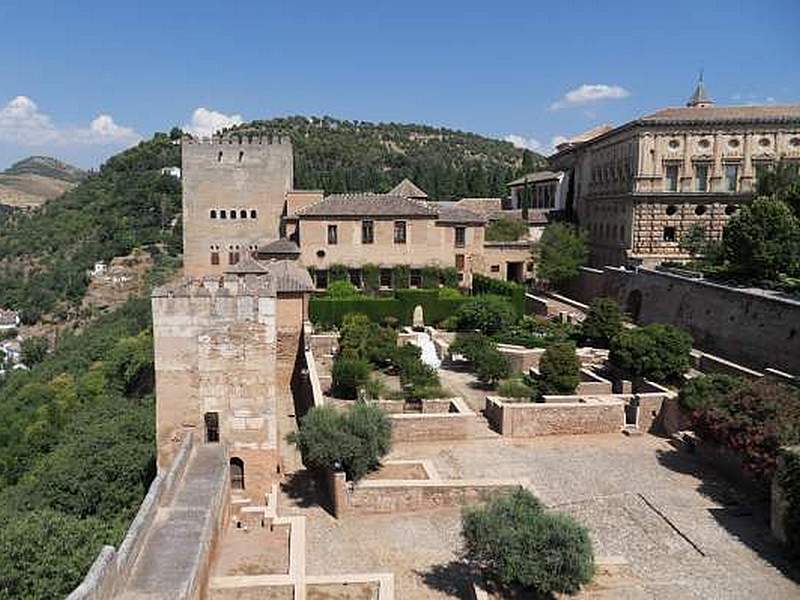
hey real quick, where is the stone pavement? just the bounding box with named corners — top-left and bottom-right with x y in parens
top-left (284, 434), bottom-right (800, 599)
top-left (116, 444), bottom-right (226, 599)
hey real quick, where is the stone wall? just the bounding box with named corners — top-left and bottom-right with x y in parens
top-left (560, 266), bottom-right (800, 374)
top-left (389, 400), bottom-right (476, 443)
top-left (328, 470), bottom-right (525, 517)
top-left (485, 396), bottom-right (624, 437)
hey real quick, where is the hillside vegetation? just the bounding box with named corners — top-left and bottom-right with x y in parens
top-left (230, 116), bottom-right (544, 200)
top-left (4, 156), bottom-right (86, 182)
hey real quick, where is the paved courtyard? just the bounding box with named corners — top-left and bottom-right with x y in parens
top-left (281, 434), bottom-right (800, 599)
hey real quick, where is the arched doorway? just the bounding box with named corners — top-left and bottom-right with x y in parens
top-left (230, 457), bottom-right (245, 490)
top-left (626, 290), bottom-right (643, 322)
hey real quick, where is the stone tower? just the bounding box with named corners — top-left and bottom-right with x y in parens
top-left (181, 135), bottom-right (294, 277)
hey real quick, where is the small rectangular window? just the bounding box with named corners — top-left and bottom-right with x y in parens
top-left (490, 264), bottom-right (500, 273)
top-left (204, 412), bottom-right (220, 443)
top-left (379, 269), bottom-right (392, 287)
top-left (454, 226), bottom-right (466, 248)
top-left (695, 164), bottom-right (709, 192)
top-left (665, 164), bottom-right (679, 192)
top-left (725, 164), bottom-right (739, 192)
top-left (210, 251), bottom-right (219, 265)
top-left (410, 269), bottom-right (422, 288)
top-left (455, 254), bottom-right (465, 270)
top-left (362, 220), bottom-right (374, 244)
top-left (394, 221), bottom-right (406, 244)
top-left (327, 224), bottom-right (338, 245)
top-left (663, 226), bottom-right (676, 242)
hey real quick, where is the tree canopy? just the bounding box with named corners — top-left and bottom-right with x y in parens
top-left (535, 223), bottom-right (588, 285)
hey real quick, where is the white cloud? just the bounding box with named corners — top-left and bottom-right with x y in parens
top-left (505, 133), bottom-right (567, 156)
top-left (549, 84), bottom-right (630, 111)
top-left (0, 95), bottom-right (141, 147)
top-left (183, 107), bottom-right (244, 138)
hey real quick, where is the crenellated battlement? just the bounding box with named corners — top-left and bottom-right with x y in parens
top-left (182, 133), bottom-right (291, 146)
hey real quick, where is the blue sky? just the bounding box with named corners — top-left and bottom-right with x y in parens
top-left (1, 0), bottom-right (798, 169)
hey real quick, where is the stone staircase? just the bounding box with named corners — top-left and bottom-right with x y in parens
top-left (115, 444), bottom-right (226, 600)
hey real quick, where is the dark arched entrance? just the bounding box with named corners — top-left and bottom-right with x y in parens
top-left (230, 457), bottom-right (245, 490)
top-left (626, 290), bottom-right (643, 322)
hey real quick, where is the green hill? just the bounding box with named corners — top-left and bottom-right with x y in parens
top-left (0, 156), bottom-right (87, 209)
top-left (232, 115), bottom-right (544, 200)
top-left (4, 156), bottom-right (86, 183)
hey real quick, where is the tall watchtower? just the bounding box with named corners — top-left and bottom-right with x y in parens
top-left (181, 135), bottom-right (294, 277)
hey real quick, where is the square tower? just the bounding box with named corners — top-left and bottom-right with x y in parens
top-left (182, 135), bottom-right (294, 277)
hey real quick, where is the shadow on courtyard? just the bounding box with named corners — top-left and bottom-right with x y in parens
top-left (280, 469), bottom-right (335, 517)
top-left (655, 444), bottom-right (800, 585)
top-left (416, 560), bottom-right (554, 599)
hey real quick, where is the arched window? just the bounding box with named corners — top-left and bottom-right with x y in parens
top-left (220, 210), bottom-right (227, 219)
top-left (240, 209), bottom-right (247, 219)
top-left (238, 150), bottom-right (244, 162)
top-left (210, 245), bottom-right (219, 266)
top-left (210, 209), bottom-right (217, 219)
top-left (217, 151), bottom-right (223, 163)
top-left (230, 457), bottom-right (245, 489)
top-left (250, 209), bottom-right (257, 219)
top-left (230, 210), bottom-right (237, 220)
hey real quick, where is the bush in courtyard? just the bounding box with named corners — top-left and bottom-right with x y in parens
top-left (338, 313), bottom-right (374, 359)
top-left (462, 489), bottom-right (595, 595)
top-left (441, 267), bottom-right (460, 288)
top-left (538, 342), bottom-right (581, 394)
top-left (580, 297), bottom-right (623, 348)
top-left (325, 280), bottom-right (359, 299)
top-left (692, 379), bottom-right (800, 477)
top-left (438, 286), bottom-right (462, 300)
top-left (449, 332), bottom-right (493, 362)
top-left (474, 348), bottom-right (511, 387)
top-left (497, 378), bottom-right (535, 400)
top-left (328, 264), bottom-right (349, 282)
top-left (678, 373), bottom-right (745, 413)
top-left (362, 263), bottom-right (380, 293)
top-left (393, 264), bottom-right (410, 289)
top-left (455, 295), bottom-right (516, 335)
top-left (288, 403), bottom-right (392, 481)
top-left (494, 315), bottom-right (577, 348)
top-left (609, 324), bottom-right (692, 383)
top-left (421, 265), bottom-right (440, 289)
top-left (449, 333), bottom-right (510, 387)
top-left (331, 357), bottom-right (371, 399)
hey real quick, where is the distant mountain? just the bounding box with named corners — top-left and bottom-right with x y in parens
top-left (228, 116), bottom-right (546, 201)
top-left (0, 156), bottom-right (87, 209)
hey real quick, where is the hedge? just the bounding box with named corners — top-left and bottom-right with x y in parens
top-left (310, 289), bottom-right (470, 327)
top-left (472, 273), bottom-right (525, 316)
top-left (778, 446), bottom-right (800, 560)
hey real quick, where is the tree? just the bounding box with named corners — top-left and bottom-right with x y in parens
top-left (679, 223), bottom-right (708, 259)
top-left (722, 197), bottom-right (800, 280)
top-left (361, 263), bottom-right (380, 293)
top-left (330, 357), bottom-right (371, 399)
top-left (338, 313), bottom-right (374, 359)
top-left (538, 342), bottom-right (581, 394)
top-left (474, 348), bottom-right (511, 387)
top-left (678, 373), bottom-right (745, 413)
top-left (486, 218), bottom-right (529, 242)
top-left (609, 324), bottom-right (693, 383)
top-left (462, 489), bottom-right (594, 595)
top-left (756, 160), bottom-right (800, 218)
top-left (455, 295), bottom-right (516, 335)
top-left (580, 297), bottom-right (623, 348)
top-left (288, 403), bottom-right (392, 481)
top-left (535, 223), bottom-right (588, 285)
top-left (21, 336), bottom-right (48, 367)
top-left (325, 280), bottom-right (358, 299)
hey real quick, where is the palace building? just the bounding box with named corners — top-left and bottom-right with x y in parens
top-left (549, 78), bottom-right (800, 266)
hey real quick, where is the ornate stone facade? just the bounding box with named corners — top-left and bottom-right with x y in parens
top-left (551, 86), bottom-right (800, 266)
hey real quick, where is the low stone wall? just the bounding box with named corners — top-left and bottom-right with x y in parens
top-left (485, 396), bottom-right (624, 437)
top-left (575, 368), bottom-right (613, 395)
top-left (328, 470), bottom-right (527, 517)
top-left (497, 344), bottom-right (545, 373)
top-left (389, 398), bottom-right (476, 443)
top-left (694, 350), bottom-right (764, 380)
top-left (68, 434), bottom-right (195, 600)
top-left (308, 332), bottom-right (338, 356)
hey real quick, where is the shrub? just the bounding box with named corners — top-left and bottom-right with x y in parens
top-left (463, 489), bottom-right (594, 595)
top-left (497, 378), bottom-right (534, 400)
top-left (288, 403), bottom-right (392, 481)
top-left (449, 332), bottom-right (493, 362)
top-left (609, 324), bottom-right (692, 383)
top-left (438, 286), bottom-right (462, 300)
top-left (421, 265), bottom-right (440, 289)
top-left (486, 217), bottom-right (529, 242)
top-left (678, 373), bottom-right (745, 413)
top-left (493, 315), bottom-right (577, 348)
top-left (538, 342), bottom-right (581, 394)
top-left (325, 280), bottom-right (359, 298)
top-left (692, 380), bottom-right (800, 477)
top-left (474, 348), bottom-right (510, 387)
top-left (338, 313), bottom-right (374, 359)
top-left (0, 328), bottom-right (17, 342)
top-left (441, 267), bottom-right (459, 288)
top-left (331, 357), bottom-right (371, 399)
top-left (329, 264), bottom-right (349, 282)
top-left (393, 264), bottom-right (410, 289)
top-left (455, 295), bottom-right (516, 335)
top-left (580, 297), bottom-right (623, 347)
top-left (471, 274), bottom-right (525, 316)
top-left (362, 263), bottom-right (380, 293)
